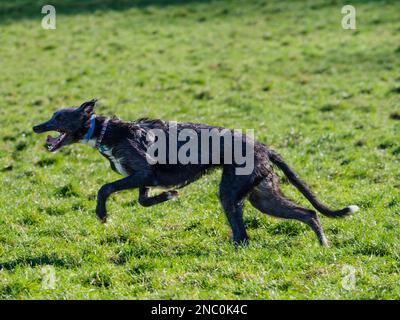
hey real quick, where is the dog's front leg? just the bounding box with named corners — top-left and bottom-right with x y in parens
top-left (96, 173), bottom-right (154, 223)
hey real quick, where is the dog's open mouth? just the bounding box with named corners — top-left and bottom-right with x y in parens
top-left (46, 132), bottom-right (68, 152)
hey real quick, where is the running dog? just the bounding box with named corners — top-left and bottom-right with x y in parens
top-left (33, 99), bottom-right (359, 246)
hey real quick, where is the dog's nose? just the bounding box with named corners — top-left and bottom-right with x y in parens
top-left (32, 125), bottom-right (43, 133)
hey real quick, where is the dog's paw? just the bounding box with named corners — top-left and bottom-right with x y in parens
top-left (98, 217), bottom-right (107, 224)
top-left (231, 236), bottom-right (250, 247)
top-left (167, 190), bottom-right (179, 200)
top-left (96, 213), bottom-right (107, 223)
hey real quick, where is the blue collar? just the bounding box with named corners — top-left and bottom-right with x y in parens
top-left (82, 114), bottom-right (96, 144)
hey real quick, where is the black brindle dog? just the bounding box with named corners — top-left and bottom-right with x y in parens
top-left (33, 99), bottom-right (359, 246)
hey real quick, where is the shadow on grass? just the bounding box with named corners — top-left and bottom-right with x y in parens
top-left (0, 254), bottom-right (75, 270)
top-left (0, 0), bottom-right (398, 25)
top-left (0, 0), bottom-right (212, 24)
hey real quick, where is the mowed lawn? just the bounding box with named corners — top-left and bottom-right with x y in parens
top-left (0, 0), bottom-right (399, 299)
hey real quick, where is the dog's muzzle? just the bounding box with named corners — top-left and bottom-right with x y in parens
top-left (33, 120), bottom-right (54, 133)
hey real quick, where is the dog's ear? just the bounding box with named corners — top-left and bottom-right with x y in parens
top-left (77, 98), bottom-right (98, 115)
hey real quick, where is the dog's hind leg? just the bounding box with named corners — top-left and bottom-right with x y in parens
top-left (218, 167), bottom-right (258, 245)
top-left (248, 179), bottom-right (329, 246)
top-left (138, 187), bottom-right (178, 207)
top-left (219, 193), bottom-right (247, 245)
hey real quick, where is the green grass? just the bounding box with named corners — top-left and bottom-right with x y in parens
top-left (1, 0), bottom-right (400, 299)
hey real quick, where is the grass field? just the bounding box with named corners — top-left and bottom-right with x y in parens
top-left (0, 0), bottom-right (400, 299)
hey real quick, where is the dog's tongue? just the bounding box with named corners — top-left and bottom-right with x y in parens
top-left (46, 135), bottom-right (58, 146)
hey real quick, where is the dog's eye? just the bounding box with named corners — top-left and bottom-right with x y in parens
top-left (54, 114), bottom-right (61, 121)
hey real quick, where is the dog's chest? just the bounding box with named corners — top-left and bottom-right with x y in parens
top-left (99, 147), bottom-right (129, 176)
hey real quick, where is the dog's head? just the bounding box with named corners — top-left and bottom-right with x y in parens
top-left (32, 99), bottom-right (98, 152)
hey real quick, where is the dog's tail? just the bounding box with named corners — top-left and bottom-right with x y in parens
top-left (268, 150), bottom-right (359, 218)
